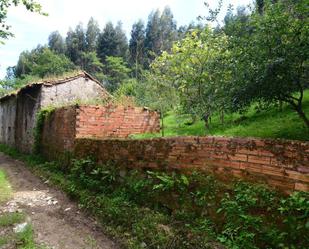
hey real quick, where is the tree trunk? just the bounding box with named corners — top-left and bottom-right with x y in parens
top-left (220, 110), bottom-right (224, 125)
top-left (161, 112), bottom-right (165, 137)
top-left (295, 106), bottom-right (309, 128)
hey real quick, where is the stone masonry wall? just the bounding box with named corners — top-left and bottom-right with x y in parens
top-left (0, 97), bottom-right (17, 147)
top-left (74, 137), bottom-right (309, 192)
top-left (40, 77), bottom-right (108, 107)
top-left (75, 105), bottom-right (160, 138)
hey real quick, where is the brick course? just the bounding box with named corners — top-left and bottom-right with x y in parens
top-left (74, 137), bottom-right (309, 192)
top-left (76, 105), bottom-right (160, 138)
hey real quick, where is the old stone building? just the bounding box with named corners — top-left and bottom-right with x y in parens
top-left (0, 71), bottom-right (109, 152)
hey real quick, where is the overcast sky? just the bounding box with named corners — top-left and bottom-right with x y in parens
top-left (0, 0), bottom-right (253, 79)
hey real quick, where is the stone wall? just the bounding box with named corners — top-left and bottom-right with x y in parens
top-left (40, 77), bottom-right (108, 107)
top-left (76, 105), bottom-right (160, 138)
top-left (0, 96), bottom-right (17, 147)
top-left (15, 86), bottom-right (42, 153)
top-left (74, 137), bottom-right (309, 192)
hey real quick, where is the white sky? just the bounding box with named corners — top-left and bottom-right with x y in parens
top-left (0, 0), bottom-right (253, 79)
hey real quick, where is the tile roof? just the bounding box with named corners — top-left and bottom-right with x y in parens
top-left (0, 71), bottom-right (109, 102)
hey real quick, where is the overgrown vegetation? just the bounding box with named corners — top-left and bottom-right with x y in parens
top-left (0, 145), bottom-right (308, 249)
top-left (33, 107), bottom-right (56, 154)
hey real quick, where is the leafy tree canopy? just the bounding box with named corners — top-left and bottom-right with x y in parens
top-left (0, 0), bottom-right (46, 42)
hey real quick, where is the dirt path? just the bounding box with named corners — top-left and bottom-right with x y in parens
top-left (0, 152), bottom-right (119, 249)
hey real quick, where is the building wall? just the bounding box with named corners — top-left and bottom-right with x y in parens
top-left (40, 106), bottom-right (77, 160)
top-left (74, 137), bottom-right (309, 192)
top-left (40, 77), bottom-right (108, 107)
top-left (40, 105), bottom-right (160, 158)
top-left (75, 105), bottom-right (160, 138)
top-left (0, 76), bottom-right (109, 153)
top-left (15, 86), bottom-right (42, 153)
top-left (0, 97), bottom-right (17, 147)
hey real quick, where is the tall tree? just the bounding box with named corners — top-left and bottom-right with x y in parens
top-left (115, 21), bottom-right (129, 59)
top-left (129, 20), bottom-right (145, 78)
top-left (48, 31), bottom-right (66, 54)
top-left (86, 17), bottom-right (100, 52)
top-left (65, 23), bottom-right (86, 66)
top-left (66, 28), bottom-right (78, 64)
top-left (144, 9), bottom-right (161, 65)
top-left (159, 6), bottom-right (177, 52)
top-left (97, 22), bottom-right (117, 62)
top-left (144, 7), bottom-right (178, 67)
top-left (74, 23), bottom-right (87, 53)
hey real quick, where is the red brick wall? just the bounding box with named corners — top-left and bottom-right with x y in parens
top-left (74, 136), bottom-right (309, 192)
top-left (75, 105), bottom-right (160, 138)
top-left (40, 104), bottom-right (160, 158)
top-left (41, 106), bottom-right (76, 160)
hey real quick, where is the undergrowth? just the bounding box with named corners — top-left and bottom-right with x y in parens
top-left (0, 145), bottom-right (308, 249)
top-left (33, 107), bottom-right (56, 154)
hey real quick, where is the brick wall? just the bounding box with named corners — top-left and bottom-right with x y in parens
top-left (41, 106), bottom-right (77, 160)
top-left (40, 104), bottom-right (160, 159)
top-left (74, 136), bottom-right (309, 192)
top-left (75, 105), bottom-right (160, 138)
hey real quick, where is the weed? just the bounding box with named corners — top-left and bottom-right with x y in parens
top-left (0, 145), bottom-right (308, 249)
top-left (0, 213), bottom-right (25, 227)
top-left (0, 169), bottom-right (12, 203)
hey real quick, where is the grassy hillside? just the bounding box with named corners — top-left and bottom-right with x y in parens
top-left (133, 90), bottom-right (309, 141)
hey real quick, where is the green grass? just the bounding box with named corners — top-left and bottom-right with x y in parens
top-left (132, 90), bottom-right (309, 141)
top-left (0, 169), bottom-right (12, 203)
top-left (0, 212), bottom-right (25, 227)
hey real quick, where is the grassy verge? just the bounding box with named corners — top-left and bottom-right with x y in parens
top-left (0, 168), bottom-right (45, 249)
top-left (132, 90), bottom-right (309, 141)
top-left (0, 169), bottom-right (12, 203)
top-left (0, 145), bottom-right (308, 249)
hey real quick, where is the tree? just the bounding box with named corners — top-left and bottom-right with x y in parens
top-left (48, 31), bottom-right (66, 54)
top-left (138, 71), bottom-right (178, 136)
top-left (0, 0), bottom-right (46, 42)
top-left (79, 51), bottom-right (103, 75)
top-left (144, 9), bottom-right (161, 65)
top-left (115, 21), bottom-right (129, 59)
top-left (227, 0), bottom-right (309, 127)
top-left (86, 17), bottom-right (100, 52)
top-left (144, 7), bottom-right (178, 67)
top-left (97, 22), bottom-right (117, 62)
top-left (150, 28), bottom-right (230, 128)
top-left (15, 47), bottom-right (75, 78)
top-left (129, 20), bottom-right (146, 78)
top-left (159, 6), bottom-right (177, 52)
top-left (97, 21), bottom-right (128, 63)
top-left (103, 56), bottom-right (131, 92)
top-left (65, 23), bottom-right (86, 66)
